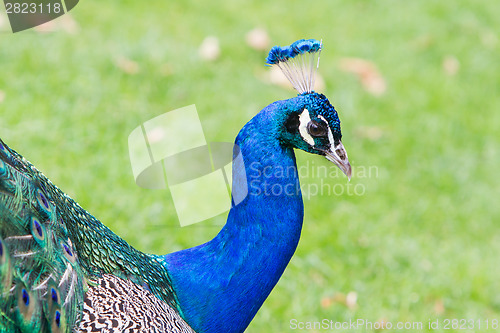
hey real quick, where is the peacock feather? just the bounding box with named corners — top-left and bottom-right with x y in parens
top-left (0, 38), bottom-right (350, 333)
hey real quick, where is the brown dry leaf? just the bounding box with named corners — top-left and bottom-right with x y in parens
top-left (320, 293), bottom-right (344, 309)
top-left (0, 90), bottom-right (5, 104)
top-left (269, 66), bottom-right (325, 91)
top-left (34, 20), bottom-right (57, 33)
top-left (199, 36), bottom-right (220, 61)
top-left (481, 31), bottom-right (498, 48)
top-left (345, 291), bottom-right (358, 310)
top-left (59, 14), bottom-right (79, 33)
top-left (434, 299), bottom-right (445, 315)
top-left (375, 317), bottom-right (390, 330)
top-left (246, 28), bottom-right (270, 51)
top-left (314, 73), bottom-right (325, 92)
top-left (159, 63), bottom-right (174, 77)
top-left (339, 58), bottom-right (386, 96)
top-left (354, 126), bottom-right (383, 141)
top-left (420, 258), bottom-right (432, 272)
top-left (34, 14), bottom-right (79, 34)
top-left (320, 296), bottom-right (333, 309)
top-left (269, 66), bottom-right (293, 90)
top-left (320, 292), bottom-right (357, 310)
top-left (411, 34), bottom-right (434, 51)
top-left (115, 57), bottom-right (140, 75)
top-left (443, 56), bottom-right (460, 76)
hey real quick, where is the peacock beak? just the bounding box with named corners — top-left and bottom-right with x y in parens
top-left (323, 141), bottom-right (352, 180)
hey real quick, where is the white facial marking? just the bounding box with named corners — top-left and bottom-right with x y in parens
top-left (318, 115), bottom-right (335, 148)
top-left (298, 109), bottom-right (315, 146)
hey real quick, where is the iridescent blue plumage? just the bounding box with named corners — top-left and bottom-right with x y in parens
top-left (266, 39), bottom-right (322, 65)
top-left (0, 38), bottom-right (350, 333)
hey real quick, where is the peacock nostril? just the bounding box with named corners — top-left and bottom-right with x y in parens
top-left (336, 148), bottom-right (346, 160)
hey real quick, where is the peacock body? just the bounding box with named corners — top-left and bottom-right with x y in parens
top-left (0, 39), bottom-right (351, 333)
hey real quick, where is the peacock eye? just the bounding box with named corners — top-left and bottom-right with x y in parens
top-left (51, 288), bottom-right (58, 303)
top-left (31, 217), bottom-right (44, 240)
top-left (22, 289), bottom-right (29, 305)
top-left (36, 189), bottom-right (52, 213)
top-left (62, 242), bottom-right (76, 263)
top-left (307, 120), bottom-right (328, 137)
top-left (55, 310), bottom-right (61, 327)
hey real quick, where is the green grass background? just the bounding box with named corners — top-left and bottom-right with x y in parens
top-left (1, 1), bottom-right (499, 332)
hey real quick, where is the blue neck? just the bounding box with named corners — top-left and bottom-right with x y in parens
top-left (161, 101), bottom-right (304, 333)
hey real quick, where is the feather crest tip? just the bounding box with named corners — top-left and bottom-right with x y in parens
top-left (266, 38), bottom-right (323, 94)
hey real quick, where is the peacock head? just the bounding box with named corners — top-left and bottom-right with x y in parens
top-left (267, 39), bottom-right (351, 179)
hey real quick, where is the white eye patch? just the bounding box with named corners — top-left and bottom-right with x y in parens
top-left (318, 114), bottom-right (335, 148)
top-left (298, 109), bottom-right (315, 146)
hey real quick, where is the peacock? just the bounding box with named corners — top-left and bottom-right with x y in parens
top-left (0, 39), bottom-right (351, 333)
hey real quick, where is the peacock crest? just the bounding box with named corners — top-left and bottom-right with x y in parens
top-left (266, 38), bottom-right (323, 94)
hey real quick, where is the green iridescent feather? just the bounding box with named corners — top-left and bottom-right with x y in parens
top-left (0, 139), bottom-right (181, 332)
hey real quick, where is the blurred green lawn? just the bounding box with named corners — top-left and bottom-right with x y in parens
top-left (1, 1), bottom-right (500, 332)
